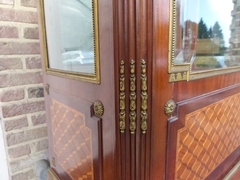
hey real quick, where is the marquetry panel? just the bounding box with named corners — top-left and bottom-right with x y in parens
top-left (175, 93), bottom-right (240, 180)
top-left (51, 100), bottom-right (94, 180)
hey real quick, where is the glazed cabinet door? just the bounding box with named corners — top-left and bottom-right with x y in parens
top-left (151, 0), bottom-right (240, 179)
top-left (37, 0), bottom-right (117, 179)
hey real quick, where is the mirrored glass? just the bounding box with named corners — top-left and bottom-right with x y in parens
top-left (44, 0), bottom-right (95, 74)
top-left (174, 0), bottom-right (236, 72)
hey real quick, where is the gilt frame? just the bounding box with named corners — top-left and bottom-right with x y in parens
top-left (168, 0), bottom-right (240, 82)
top-left (39, 0), bottom-right (101, 84)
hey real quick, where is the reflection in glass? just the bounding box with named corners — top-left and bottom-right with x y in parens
top-left (174, 0), bottom-right (236, 72)
top-left (44, 0), bottom-right (95, 74)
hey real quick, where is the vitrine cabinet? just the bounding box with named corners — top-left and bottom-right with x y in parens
top-left (38, 0), bottom-right (240, 179)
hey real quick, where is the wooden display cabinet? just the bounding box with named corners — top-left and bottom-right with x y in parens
top-left (37, 0), bottom-right (240, 179)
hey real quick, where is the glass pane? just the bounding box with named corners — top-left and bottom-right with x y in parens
top-left (174, 0), bottom-right (236, 72)
top-left (44, 0), bottom-right (95, 74)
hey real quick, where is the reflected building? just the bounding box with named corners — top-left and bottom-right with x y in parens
top-left (175, 0), bottom-right (199, 63)
top-left (226, 0), bottom-right (240, 67)
top-left (183, 20), bottom-right (198, 62)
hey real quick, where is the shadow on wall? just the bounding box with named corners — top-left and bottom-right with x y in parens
top-left (35, 159), bottom-right (50, 180)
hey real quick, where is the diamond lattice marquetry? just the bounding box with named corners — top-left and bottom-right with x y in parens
top-left (175, 93), bottom-right (240, 180)
top-left (51, 100), bottom-right (94, 180)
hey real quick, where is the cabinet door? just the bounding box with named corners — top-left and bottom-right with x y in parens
top-left (152, 0), bottom-right (240, 179)
top-left (38, 0), bottom-right (117, 179)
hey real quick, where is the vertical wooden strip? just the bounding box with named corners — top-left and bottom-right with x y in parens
top-left (130, 60), bottom-right (136, 180)
top-left (151, 0), bottom-right (173, 179)
top-left (145, 0), bottom-right (153, 178)
top-left (140, 59), bottom-right (148, 180)
top-left (128, 0), bottom-right (136, 59)
top-left (121, 1), bottom-right (128, 179)
top-left (124, 0), bottom-right (131, 179)
top-left (136, 0), bottom-right (151, 179)
top-left (129, 58), bottom-right (137, 179)
top-left (128, 0), bottom-right (137, 179)
top-left (113, 0), bottom-right (127, 178)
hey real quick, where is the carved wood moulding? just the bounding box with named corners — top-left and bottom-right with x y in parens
top-left (114, 0), bottom-right (153, 178)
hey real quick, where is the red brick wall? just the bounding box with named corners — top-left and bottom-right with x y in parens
top-left (0, 0), bottom-right (48, 179)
